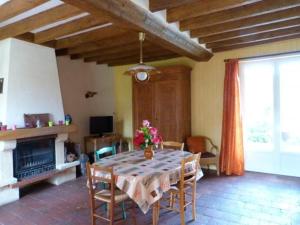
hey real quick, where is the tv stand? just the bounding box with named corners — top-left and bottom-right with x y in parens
top-left (84, 133), bottom-right (122, 154)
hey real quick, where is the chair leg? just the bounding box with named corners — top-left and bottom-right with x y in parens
top-left (91, 211), bottom-right (96, 225)
top-left (152, 201), bottom-right (160, 225)
top-left (156, 200), bottom-right (160, 225)
top-left (179, 192), bottom-right (185, 225)
top-left (169, 192), bottom-right (173, 208)
top-left (92, 214), bottom-right (96, 225)
top-left (121, 201), bottom-right (127, 220)
top-left (192, 185), bottom-right (196, 221)
top-left (171, 193), bottom-right (177, 209)
top-left (152, 202), bottom-right (157, 225)
top-left (109, 202), bottom-right (114, 225)
top-left (216, 163), bottom-right (220, 176)
top-left (90, 200), bottom-right (96, 225)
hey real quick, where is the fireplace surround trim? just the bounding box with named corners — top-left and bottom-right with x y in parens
top-left (0, 127), bottom-right (79, 206)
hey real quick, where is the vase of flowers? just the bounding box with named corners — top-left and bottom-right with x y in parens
top-left (133, 120), bottom-right (162, 159)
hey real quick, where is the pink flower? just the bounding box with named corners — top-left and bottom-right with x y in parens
top-left (142, 120), bottom-right (150, 127)
top-left (150, 127), bottom-right (157, 135)
top-left (134, 132), bottom-right (144, 146)
top-left (134, 120), bottom-right (162, 148)
top-left (152, 136), bottom-right (161, 145)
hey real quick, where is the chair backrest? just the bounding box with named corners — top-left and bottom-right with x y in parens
top-left (180, 153), bottom-right (201, 189)
top-left (161, 141), bottom-right (184, 151)
top-left (86, 163), bottom-right (115, 203)
top-left (187, 136), bottom-right (206, 153)
top-left (95, 146), bottom-right (116, 161)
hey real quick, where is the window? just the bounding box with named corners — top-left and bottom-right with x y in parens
top-left (240, 55), bottom-right (300, 153)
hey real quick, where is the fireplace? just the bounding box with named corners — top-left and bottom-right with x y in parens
top-left (13, 135), bottom-right (56, 180)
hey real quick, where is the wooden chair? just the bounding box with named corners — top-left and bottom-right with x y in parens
top-left (187, 136), bottom-right (220, 175)
top-left (94, 146), bottom-right (116, 162)
top-left (161, 141), bottom-right (184, 151)
top-left (160, 153), bottom-right (201, 225)
top-left (86, 163), bottom-right (136, 225)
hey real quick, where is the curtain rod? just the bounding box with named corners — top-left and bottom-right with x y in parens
top-left (224, 50), bottom-right (300, 62)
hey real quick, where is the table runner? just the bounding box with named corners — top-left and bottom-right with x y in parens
top-left (93, 149), bottom-right (203, 213)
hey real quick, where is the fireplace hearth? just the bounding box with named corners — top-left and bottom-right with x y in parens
top-left (13, 135), bottom-right (56, 180)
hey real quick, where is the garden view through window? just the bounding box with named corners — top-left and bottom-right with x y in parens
top-left (240, 55), bottom-right (300, 153)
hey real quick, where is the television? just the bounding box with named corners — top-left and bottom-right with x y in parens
top-left (90, 116), bottom-right (113, 136)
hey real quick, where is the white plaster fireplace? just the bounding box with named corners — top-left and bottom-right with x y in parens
top-left (0, 38), bottom-right (79, 206)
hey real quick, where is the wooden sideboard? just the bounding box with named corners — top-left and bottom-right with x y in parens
top-left (84, 134), bottom-right (123, 154)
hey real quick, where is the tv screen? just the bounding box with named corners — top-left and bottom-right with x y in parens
top-left (90, 116), bottom-right (113, 135)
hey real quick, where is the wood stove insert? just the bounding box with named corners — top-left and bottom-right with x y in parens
top-left (13, 135), bottom-right (56, 180)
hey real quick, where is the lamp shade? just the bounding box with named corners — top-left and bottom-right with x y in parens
top-left (124, 63), bottom-right (161, 82)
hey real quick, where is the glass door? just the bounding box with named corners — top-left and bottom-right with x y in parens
top-left (240, 60), bottom-right (279, 174)
top-left (278, 59), bottom-right (300, 176)
top-left (241, 56), bottom-right (300, 177)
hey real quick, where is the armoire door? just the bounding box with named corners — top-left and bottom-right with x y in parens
top-left (133, 82), bottom-right (154, 132)
top-left (154, 80), bottom-right (179, 141)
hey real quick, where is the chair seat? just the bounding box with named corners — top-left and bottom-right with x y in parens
top-left (169, 181), bottom-right (193, 193)
top-left (95, 189), bottom-right (128, 203)
top-left (201, 151), bottom-right (216, 158)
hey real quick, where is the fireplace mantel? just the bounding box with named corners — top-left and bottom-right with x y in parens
top-left (0, 125), bottom-right (77, 141)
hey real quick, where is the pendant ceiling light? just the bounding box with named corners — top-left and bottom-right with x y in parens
top-left (124, 32), bottom-right (160, 82)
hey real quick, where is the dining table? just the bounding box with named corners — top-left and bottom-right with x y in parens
top-left (93, 149), bottom-right (203, 224)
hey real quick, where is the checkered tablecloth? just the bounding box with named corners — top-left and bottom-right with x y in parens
top-left (93, 149), bottom-right (203, 213)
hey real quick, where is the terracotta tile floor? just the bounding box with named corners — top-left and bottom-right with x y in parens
top-left (0, 171), bottom-right (299, 225)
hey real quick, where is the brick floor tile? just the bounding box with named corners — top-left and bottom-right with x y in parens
top-left (0, 172), bottom-right (299, 225)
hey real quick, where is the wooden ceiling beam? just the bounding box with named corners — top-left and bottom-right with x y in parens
top-left (62, 0), bottom-right (213, 61)
top-left (55, 26), bottom-right (126, 49)
top-left (103, 53), bottom-right (179, 66)
top-left (0, 4), bottom-right (82, 41)
top-left (149, 0), bottom-right (197, 12)
top-left (65, 43), bottom-right (101, 55)
top-left (167, 0), bottom-right (261, 23)
top-left (65, 32), bottom-right (138, 55)
top-left (56, 48), bottom-right (69, 56)
top-left (14, 32), bottom-right (56, 48)
top-left (190, 6), bottom-right (300, 37)
top-left (0, 0), bottom-right (47, 22)
top-left (15, 32), bottom-right (35, 42)
top-left (34, 15), bottom-right (110, 44)
top-left (74, 41), bottom-right (153, 59)
top-left (212, 33), bottom-right (300, 52)
top-left (181, 0), bottom-right (300, 31)
top-left (207, 25), bottom-right (300, 49)
top-left (85, 44), bottom-right (164, 61)
top-left (199, 18), bottom-right (300, 43)
top-left (84, 46), bottom-right (167, 62)
top-left (13, 33), bottom-right (56, 50)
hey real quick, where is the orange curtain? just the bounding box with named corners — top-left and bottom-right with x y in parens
top-left (220, 59), bottom-right (244, 176)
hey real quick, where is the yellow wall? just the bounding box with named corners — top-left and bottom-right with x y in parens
top-left (113, 38), bottom-right (300, 148)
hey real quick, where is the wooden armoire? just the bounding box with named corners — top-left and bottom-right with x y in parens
top-left (133, 65), bottom-right (191, 143)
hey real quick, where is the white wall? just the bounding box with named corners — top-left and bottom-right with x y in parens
top-left (0, 38), bottom-right (64, 128)
top-left (0, 39), bottom-right (11, 123)
top-left (57, 56), bottom-right (115, 148)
